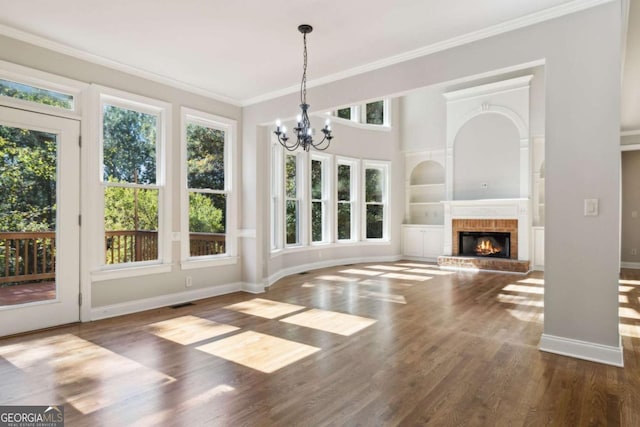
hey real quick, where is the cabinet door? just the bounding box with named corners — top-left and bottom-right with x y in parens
top-left (403, 228), bottom-right (424, 257)
top-left (423, 228), bottom-right (444, 258)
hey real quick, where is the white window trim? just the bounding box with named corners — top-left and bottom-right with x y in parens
top-left (88, 85), bottom-right (172, 279)
top-left (0, 59), bottom-right (86, 119)
top-left (336, 156), bottom-right (360, 243)
top-left (284, 151), bottom-right (305, 247)
top-left (362, 160), bottom-right (390, 241)
top-left (310, 152), bottom-right (332, 245)
top-left (180, 107), bottom-right (237, 269)
top-left (328, 99), bottom-right (391, 131)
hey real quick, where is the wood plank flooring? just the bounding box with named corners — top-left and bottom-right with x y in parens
top-left (0, 261), bottom-right (639, 426)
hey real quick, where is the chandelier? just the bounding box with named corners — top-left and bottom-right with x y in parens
top-left (274, 24), bottom-right (334, 152)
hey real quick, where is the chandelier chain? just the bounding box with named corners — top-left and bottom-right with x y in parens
top-left (301, 32), bottom-right (307, 105)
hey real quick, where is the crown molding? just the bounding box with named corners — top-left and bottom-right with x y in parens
top-left (0, 24), bottom-right (242, 107)
top-left (242, 0), bottom-right (615, 106)
top-left (0, 0), bottom-right (615, 108)
top-left (443, 75), bottom-right (532, 102)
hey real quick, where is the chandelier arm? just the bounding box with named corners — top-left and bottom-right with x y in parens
top-left (310, 135), bottom-right (331, 151)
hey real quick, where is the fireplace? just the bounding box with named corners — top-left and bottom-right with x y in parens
top-left (458, 231), bottom-right (510, 259)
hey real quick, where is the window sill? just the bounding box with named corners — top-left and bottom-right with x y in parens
top-left (329, 116), bottom-right (392, 132)
top-left (181, 255), bottom-right (238, 270)
top-left (91, 262), bottom-right (173, 282)
top-left (270, 240), bottom-right (391, 258)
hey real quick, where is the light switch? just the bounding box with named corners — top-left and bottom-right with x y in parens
top-left (584, 199), bottom-right (598, 216)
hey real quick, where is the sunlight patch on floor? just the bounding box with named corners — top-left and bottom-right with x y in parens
top-left (358, 291), bottom-right (407, 305)
top-left (381, 272), bottom-right (431, 282)
top-left (395, 263), bottom-right (439, 269)
top-left (404, 268), bottom-right (454, 276)
top-left (281, 309), bottom-right (377, 336)
top-left (507, 308), bottom-right (543, 323)
top-left (0, 334), bottom-right (175, 414)
top-left (146, 315), bottom-right (239, 345)
top-left (224, 298), bottom-right (305, 319)
top-left (497, 293), bottom-right (544, 307)
top-left (619, 307), bottom-right (640, 320)
top-left (339, 269), bottom-right (383, 276)
top-left (358, 279), bottom-right (413, 289)
top-left (517, 278), bottom-right (545, 285)
top-left (619, 285), bottom-right (635, 293)
top-left (196, 331), bottom-right (319, 374)
top-left (130, 384), bottom-right (235, 427)
top-left (315, 275), bottom-right (358, 283)
top-left (503, 284), bottom-right (545, 295)
top-left (619, 279), bottom-right (640, 286)
top-left (365, 265), bottom-right (408, 271)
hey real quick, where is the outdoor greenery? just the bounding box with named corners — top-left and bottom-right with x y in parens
top-left (311, 160), bottom-right (323, 242)
top-left (337, 164), bottom-right (351, 240)
top-left (0, 126), bottom-right (57, 232)
top-left (0, 79), bottom-right (73, 110)
top-left (365, 168), bottom-right (384, 238)
top-left (366, 100), bottom-right (384, 125)
top-left (285, 154), bottom-right (298, 244)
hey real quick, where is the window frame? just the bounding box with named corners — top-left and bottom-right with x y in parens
top-left (336, 156), bottom-right (359, 243)
top-left (310, 152), bottom-right (332, 245)
top-left (270, 141), bottom-right (284, 251)
top-left (362, 160), bottom-right (390, 241)
top-left (330, 99), bottom-right (391, 130)
top-left (284, 151), bottom-right (304, 248)
top-left (91, 86), bottom-right (172, 280)
top-left (0, 60), bottom-right (85, 119)
top-left (180, 107), bottom-right (237, 269)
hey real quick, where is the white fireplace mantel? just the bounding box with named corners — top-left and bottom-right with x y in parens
top-left (442, 198), bottom-right (531, 261)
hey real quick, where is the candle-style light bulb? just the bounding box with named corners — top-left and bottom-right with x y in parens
top-left (325, 118), bottom-right (331, 127)
top-left (282, 125), bottom-right (287, 135)
top-left (296, 114), bottom-right (302, 124)
top-left (276, 119), bottom-right (281, 127)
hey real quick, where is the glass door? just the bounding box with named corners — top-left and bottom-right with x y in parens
top-left (0, 106), bottom-right (80, 335)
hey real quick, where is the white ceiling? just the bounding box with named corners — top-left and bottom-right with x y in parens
top-left (0, 0), bottom-right (585, 105)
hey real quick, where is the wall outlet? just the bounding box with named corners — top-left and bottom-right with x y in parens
top-left (632, 248), bottom-right (638, 256)
top-left (480, 183), bottom-right (488, 189)
top-left (185, 276), bottom-right (193, 287)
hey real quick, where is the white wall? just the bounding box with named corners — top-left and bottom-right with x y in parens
top-left (243, 2), bottom-right (622, 361)
top-left (399, 65), bottom-right (545, 153)
top-left (453, 114), bottom-right (520, 200)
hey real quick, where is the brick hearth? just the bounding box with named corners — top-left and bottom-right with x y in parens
top-left (437, 255), bottom-right (530, 273)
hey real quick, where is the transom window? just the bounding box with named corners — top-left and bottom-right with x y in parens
top-left (332, 99), bottom-right (389, 127)
top-left (0, 78), bottom-right (74, 111)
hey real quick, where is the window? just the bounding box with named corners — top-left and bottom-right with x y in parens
top-left (365, 100), bottom-right (385, 125)
top-left (337, 158), bottom-right (358, 241)
top-left (311, 154), bottom-right (330, 243)
top-left (364, 162), bottom-right (389, 240)
top-left (101, 97), bottom-right (166, 266)
top-left (0, 78), bottom-right (74, 111)
top-left (285, 153), bottom-right (301, 246)
top-left (183, 109), bottom-right (234, 260)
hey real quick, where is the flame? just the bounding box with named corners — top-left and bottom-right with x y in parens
top-left (475, 238), bottom-right (502, 256)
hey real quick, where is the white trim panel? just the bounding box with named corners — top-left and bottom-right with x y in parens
top-left (539, 333), bottom-right (624, 367)
top-left (90, 282), bottom-right (243, 320)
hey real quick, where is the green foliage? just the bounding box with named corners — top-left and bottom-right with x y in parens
top-left (104, 182), bottom-right (158, 231)
top-left (102, 104), bottom-right (157, 184)
top-left (0, 80), bottom-right (73, 110)
top-left (189, 193), bottom-right (224, 233)
top-left (366, 100), bottom-right (384, 125)
top-left (337, 108), bottom-right (351, 120)
top-left (337, 203), bottom-right (351, 240)
top-left (187, 124), bottom-right (224, 190)
top-left (0, 126), bottom-right (57, 232)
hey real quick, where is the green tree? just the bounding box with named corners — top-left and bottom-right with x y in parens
top-left (189, 193), bottom-right (224, 233)
top-left (0, 126), bottom-right (57, 232)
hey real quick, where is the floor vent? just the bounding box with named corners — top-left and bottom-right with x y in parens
top-left (170, 302), bottom-right (195, 309)
top-left (299, 271), bottom-right (309, 275)
top-left (343, 264), bottom-right (354, 266)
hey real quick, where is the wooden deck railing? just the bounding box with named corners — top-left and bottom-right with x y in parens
top-left (0, 230), bottom-right (227, 284)
top-left (0, 232), bottom-right (56, 285)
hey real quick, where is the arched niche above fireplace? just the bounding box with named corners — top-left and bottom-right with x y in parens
top-left (444, 75), bottom-right (532, 201)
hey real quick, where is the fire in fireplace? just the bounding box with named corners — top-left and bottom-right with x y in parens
top-left (459, 231), bottom-right (510, 258)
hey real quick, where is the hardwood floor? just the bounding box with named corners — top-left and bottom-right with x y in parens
top-left (1, 262), bottom-right (639, 426)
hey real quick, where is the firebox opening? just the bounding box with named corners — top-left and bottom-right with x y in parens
top-left (459, 231), bottom-right (510, 259)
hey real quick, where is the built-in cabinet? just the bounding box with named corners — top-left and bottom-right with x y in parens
top-left (402, 225), bottom-right (444, 260)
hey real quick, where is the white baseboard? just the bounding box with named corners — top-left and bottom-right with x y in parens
top-left (539, 333), bottom-right (624, 367)
top-left (242, 282), bottom-right (265, 294)
top-left (620, 261), bottom-right (640, 270)
top-left (532, 265), bottom-right (545, 272)
top-left (267, 255), bottom-right (403, 287)
top-left (90, 282), bottom-right (243, 321)
top-left (399, 256), bottom-right (439, 264)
